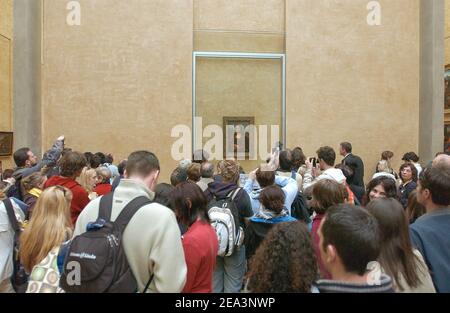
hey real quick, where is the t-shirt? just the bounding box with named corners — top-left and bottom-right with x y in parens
top-left (410, 208), bottom-right (450, 293)
top-left (182, 220), bottom-right (218, 293)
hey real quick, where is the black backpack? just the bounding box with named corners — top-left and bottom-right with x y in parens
top-left (290, 191), bottom-right (312, 224)
top-left (60, 193), bottom-right (154, 293)
top-left (289, 171), bottom-right (311, 224)
top-left (6, 179), bottom-right (23, 201)
top-left (2, 198), bottom-right (29, 293)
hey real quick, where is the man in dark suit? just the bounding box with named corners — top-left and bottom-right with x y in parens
top-left (340, 142), bottom-right (365, 187)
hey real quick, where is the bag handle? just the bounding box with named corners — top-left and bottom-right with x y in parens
top-left (2, 199), bottom-right (21, 235)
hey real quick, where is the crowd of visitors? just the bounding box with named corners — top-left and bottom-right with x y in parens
top-left (1, 136), bottom-right (449, 293)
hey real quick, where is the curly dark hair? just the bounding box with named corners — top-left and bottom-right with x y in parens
top-left (247, 221), bottom-right (318, 293)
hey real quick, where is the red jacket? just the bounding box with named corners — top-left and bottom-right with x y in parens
top-left (311, 213), bottom-right (332, 279)
top-left (94, 183), bottom-right (112, 196)
top-left (182, 220), bottom-right (218, 293)
top-left (44, 176), bottom-right (90, 225)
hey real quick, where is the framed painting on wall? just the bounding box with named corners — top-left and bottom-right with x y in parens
top-left (223, 116), bottom-right (255, 159)
top-left (0, 132), bottom-right (13, 156)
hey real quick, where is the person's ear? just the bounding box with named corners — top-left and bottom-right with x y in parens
top-left (325, 245), bottom-right (337, 264)
top-left (422, 188), bottom-right (431, 201)
top-left (185, 199), bottom-right (192, 211)
top-left (123, 169), bottom-right (128, 179)
top-left (154, 170), bottom-right (160, 181)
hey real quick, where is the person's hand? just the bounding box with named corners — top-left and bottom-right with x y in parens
top-left (248, 169), bottom-right (258, 181)
top-left (57, 135), bottom-right (65, 141)
top-left (312, 163), bottom-right (321, 178)
top-left (305, 158), bottom-right (313, 171)
top-left (266, 150), bottom-right (279, 171)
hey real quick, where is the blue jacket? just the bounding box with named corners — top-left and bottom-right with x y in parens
top-left (410, 208), bottom-right (450, 293)
top-left (243, 176), bottom-right (298, 215)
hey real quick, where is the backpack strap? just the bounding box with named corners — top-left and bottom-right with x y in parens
top-left (2, 198), bottom-right (20, 235)
top-left (228, 187), bottom-right (241, 199)
top-left (291, 171), bottom-right (297, 180)
top-left (113, 196), bottom-right (153, 234)
top-left (98, 192), bottom-right (115, 221)
top-left (142, 274), bottom-right (154, 293)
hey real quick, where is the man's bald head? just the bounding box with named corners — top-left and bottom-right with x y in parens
top-left (433, 154), bottom-right (450, 167)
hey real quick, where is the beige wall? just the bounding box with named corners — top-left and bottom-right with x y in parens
top-left (446, 0), bottom-right (450, 65)
top-left (197, 58), bottom-right (282, 171)
top-left (286, 0), bottom-right (420, 182)
top-left (41, 0), bottom-right (421, 184)
top-left (42, 0), bottom-right (193, 182)
top-left (0, 0), bottom-right (13, 169)
top-left (194, 0), bottom-right (285, 53)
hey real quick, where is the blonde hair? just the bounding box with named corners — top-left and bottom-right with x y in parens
top-left (217, 160), bottom-right (240, 183)
top-left (19, 186), bottom-right (73, 272)
top-left (377, 160), bottom-right (392, 173)
top-left (77, 167), bottom-right (97, 192)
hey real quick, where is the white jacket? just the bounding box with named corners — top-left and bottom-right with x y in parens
top-left (302, 167), bottom-right (347, 192)
top-left (0, 199), bottom-right (25, 283)
top-left (74, 179), bottom-right (187, 293)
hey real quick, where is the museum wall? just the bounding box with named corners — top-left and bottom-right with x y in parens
top-left (446, 0), bottom-right (450, 66)
top-left (42, 0), bottom-right (193, 182)
top-left (42, 0), bottom-right (421, 183)
top-left (286, 0), bottom-right (420, 181)
top-left (0, 0), bottom-right (13, 169)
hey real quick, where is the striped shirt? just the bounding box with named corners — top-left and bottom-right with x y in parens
top-left (316, 274), bottom-right (394, 293)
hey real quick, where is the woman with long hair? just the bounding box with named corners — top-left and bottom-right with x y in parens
top-left (171, 181), bottom-right (218, 293)
top-left (19, 186), bottom-right (73, 293)
top-left (76, 167), bottom-right (98, 200)
top-left (366, 198), bottom-right (435, 292)
top-left (399, 163), bottom-right (418, 208)
top-left (362, 176), bottom-right (398, 206)
top-left (405, 190), bottom-right (426, 224)
top-left (21, 172), bottom-right (47, 219)
top-left (247, 221), bottom-right (318, 293)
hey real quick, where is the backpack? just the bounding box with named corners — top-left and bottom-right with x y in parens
top-left (2, 198), bottom-right (29, 293)
top-left (289, 171), bottom-right (312, 224)
top-left (6, 179), bottom-right (23, 201)
top-left (207, 188), bottom-right (243, 257)
top-left (290, 192), bottom-right (312, 224)
top-left (60, 192), bottom-right (153, 293)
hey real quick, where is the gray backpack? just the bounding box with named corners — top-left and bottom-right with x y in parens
top-left (207, 188), bottom-right (244, 257)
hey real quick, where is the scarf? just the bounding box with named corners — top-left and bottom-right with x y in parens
top-left (29, 188), bottom-right (42, 198)
top-left (254, 205), bottom-right (289, 220)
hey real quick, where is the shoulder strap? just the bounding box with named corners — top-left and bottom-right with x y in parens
top-left (2, 198), bottom-right (20, 235)
top-left (227, 187), bottom-right (241, 201)
top-left (98, 192), bottom-right (114, 221)
top-left (291, 171), bottom-right (296, 180)
top-left (142, 274), bottom-right (154, 293)
top-left (113, 196), bottom-right (153, 234)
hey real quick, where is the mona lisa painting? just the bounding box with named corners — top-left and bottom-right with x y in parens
top-left (223, 117), bottom-right (255, 160)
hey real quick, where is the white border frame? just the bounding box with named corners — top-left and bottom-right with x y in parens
top-left (192, 51), bottom-right (286, 152)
